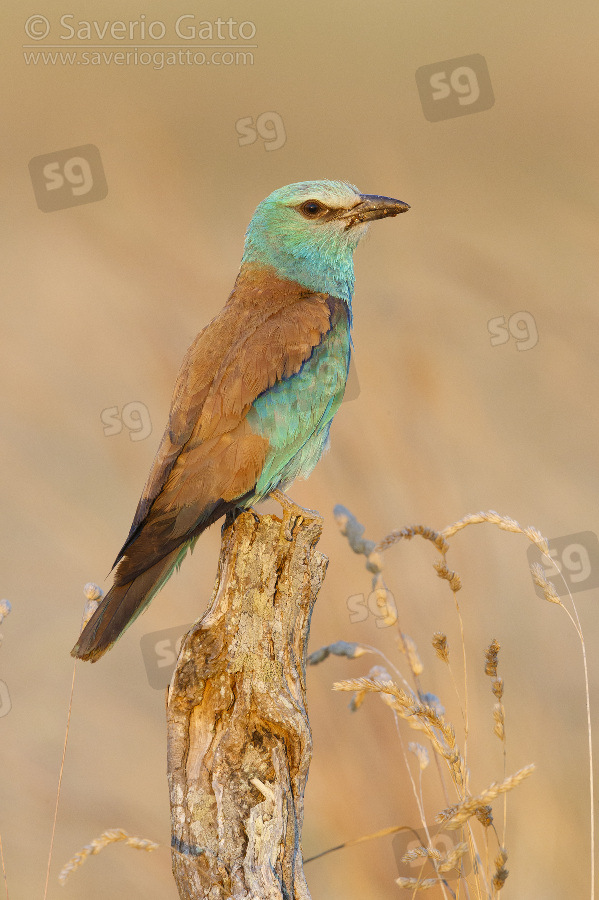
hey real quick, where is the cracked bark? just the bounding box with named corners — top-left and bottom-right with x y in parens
top-left (166, 509), bottom-right (327, 900)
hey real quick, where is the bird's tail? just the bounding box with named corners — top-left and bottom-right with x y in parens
top-left (71, 541), bottom-right (194, 663)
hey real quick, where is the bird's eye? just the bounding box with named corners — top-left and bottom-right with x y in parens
top-left (299, 200), bottom-right (327, 218)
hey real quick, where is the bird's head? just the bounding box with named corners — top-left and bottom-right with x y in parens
top-left (242, 180), bottom-right (409, 302)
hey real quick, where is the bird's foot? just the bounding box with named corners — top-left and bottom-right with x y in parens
top-left (223, 505), bottom-right (261, 534)
top-left (269, 489), bottom-right (322, 541)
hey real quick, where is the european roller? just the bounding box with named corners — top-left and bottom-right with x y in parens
top-left (73, 180), bottom-right (409, 661)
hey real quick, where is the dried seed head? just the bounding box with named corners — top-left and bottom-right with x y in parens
top-left (492, 849), bottom-right (509, 891)
top-left (493, 703), bottom-right (505, 741)
top-left (432, 632), bottom-right (449, 664)
top-left (438, 840), bottom-right (468, 873)
top-left (408, 742), bottom-right (430, 771)
top-left (401, 846), bottom-right (441, 864)
top-left (349, 692), bottom-right (366, 712)
top-left (59, 829), bottom-right (158, 885)
top-left (84, 583), bottom-right (103, 602)
top-left (525, 527), bottom-right (549, 555)
top-left (0, 600), bottom-right (11, 622)
top-left (433, 560), bottom-right (462, 592)
top-left (80, 584), bottom-right (103, 630)
top-left (308, 640), bottom-right (372, 665)
top-left (421, 692), bottom-right (445, 717)
top-left (402, 634), bottom-right (423, 676)
top-left (395, 876), bottom-right (440, 890)
top-left (530, 563), bottom-right (563, 605)
top-left (492, 677), bottom-right (504, 701)
top-left (485, 639), bottom-right (500, 677)
top-left (436, 766), bottom-right (534, 829)
top-left (475, 805), bottom-right (493, 828)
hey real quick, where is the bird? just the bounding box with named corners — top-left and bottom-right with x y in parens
top-left (72, 180), bottom-right (410, 662)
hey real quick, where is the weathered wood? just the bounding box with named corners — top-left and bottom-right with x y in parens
top-left (166, 509), bottom-right (327, 900)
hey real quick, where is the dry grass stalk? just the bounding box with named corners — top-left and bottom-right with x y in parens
top-left (0, 601), bottom-right (10, 900)
top-left (330, 507), bottom-right (558, 897)
top-left (334, 675), bottom-right (467, 790)
top-left (43, 585), bottom-right (107, 900)
top-left (529, 555), bottom-right (595, 899)
top-left (304, 824), bottom-right (417, 864)
top-left (409, 742), bottom-right (430, 771)
top-left (58, 829), bottom-right (159, 885)
top-left (334, 506), bottom-right (595, 897)
top-left (371, 523), bottom-right (449, 556)
top-left (439, 511), bottom-right (548, 555)
top-left (435, 764), bottom-right (535, 830)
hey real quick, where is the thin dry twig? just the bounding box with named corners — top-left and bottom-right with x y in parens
top-left (304, 824), bottom-right (417, 864)
top-left (44, 584), bottom-right (102, 900)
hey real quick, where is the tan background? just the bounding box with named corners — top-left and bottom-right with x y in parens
top-left (2, 1), bottom-right (599, 897)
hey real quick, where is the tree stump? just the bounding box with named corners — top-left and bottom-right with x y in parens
top-left (166, 509), bottom-right (327, 900)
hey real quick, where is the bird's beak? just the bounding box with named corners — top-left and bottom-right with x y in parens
top-left (340, 194), bottom-right (410, 228)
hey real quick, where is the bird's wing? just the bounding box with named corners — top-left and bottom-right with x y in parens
top-left (246, 294), bottom-right (351, 496)
top-left (113, 269), bottom-right (341, 579)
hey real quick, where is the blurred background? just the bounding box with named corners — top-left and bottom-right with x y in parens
top-left (2, 0), bottom-right (599, 896)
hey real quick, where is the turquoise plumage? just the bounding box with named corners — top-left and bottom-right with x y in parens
top-left (72, 180), bottom-right (409, 661)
